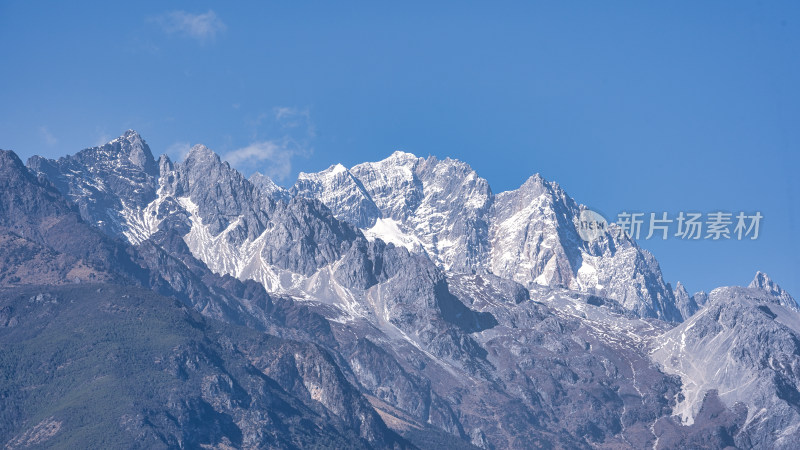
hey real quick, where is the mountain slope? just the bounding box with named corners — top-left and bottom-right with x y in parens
top-left (1, 149), bottom-right (146, 286)
top-left (0, 283), bottom-right (406, 449)
top-left (651, 274), bottom-right (800, 449)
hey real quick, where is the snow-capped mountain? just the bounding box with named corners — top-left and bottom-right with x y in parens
top-left (145, 144), bottom-right (360, 291)
top-left (292, 162), bottom-right (382, 229)
top-left (24, 132), bottom-right (662, 319)
top-left (15, 130), bottom-right (800, 448)
top-left (488, 173), bottom-right (680, 321)
top-left (293, 151), bottom-right (680, 321)
top-left (27, 130), bottom-right (160, 241)
top-left (294, 151), bottom-right (493, 274)
top-left (28, 133), bottom-right (680, 321)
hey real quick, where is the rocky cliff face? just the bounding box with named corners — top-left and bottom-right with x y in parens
top-left (488, 173), bottom-right (680, 321)
top-left (651, 274), bottom-right (800, 449)
top-left (250, 171), bottom-right (290, 203)
top-left (0, 283), bottom-right (409, 449)
top-left (293, 163), bottom-right (383, 229)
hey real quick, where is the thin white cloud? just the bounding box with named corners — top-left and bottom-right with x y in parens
top-left (167, 141), bottom-right (193, 160)
top-left (39, 126), bottom-right (57, 146)
top-left (153, 10), bottom-right (226, 43)
top-left (228, 106), bottom-right (315, 182)
top-left (273, 107), bottom-right (316, 137)
top-left (274, 106), bottom-right (302, 121)
top-left (94, 131), bottom-right (111, 147)
top-left (223, 138), bottom-right (308, 182)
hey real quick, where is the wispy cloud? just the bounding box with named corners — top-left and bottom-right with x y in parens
top-left (223, 140), bottom-right (304, 182)
top-left (152, 10), bottom-right (226, 43)
top-left (273, 107), bottom-right (316, 137)
top-left (225, 107), bottom-right (315, 182)
top-left (94, 128), bottom-right (111, 147)
top-left (167, 141), bottom-right (193, 160)
top-left (39, 126), bottom-right (57, 147)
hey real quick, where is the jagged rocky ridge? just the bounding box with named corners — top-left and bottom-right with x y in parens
top-left (293, 151), bottom-right (681, 321)
top-left (27, 132), bottom-right (679, 321)
top-left (4, 130), bottom-right (799, 448)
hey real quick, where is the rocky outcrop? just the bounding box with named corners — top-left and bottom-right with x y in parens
top-left (673, 281), bottom-right (700, 320)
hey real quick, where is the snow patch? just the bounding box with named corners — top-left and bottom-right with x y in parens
top-left (363, 218), bottom-right (424, 252)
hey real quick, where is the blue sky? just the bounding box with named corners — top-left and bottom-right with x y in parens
top-left (1, 1), bottom-right (798, 297)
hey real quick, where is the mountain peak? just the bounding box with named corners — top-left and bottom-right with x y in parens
top-left (0, 149), bottom-right (35, 187)
top-left (184, 144), bottom-right (219, 163)
top-left (251, 171), bottom-right (290, 202)
top-left (672, 281), bottom-right (699, 320)
top-left (92, 130), bottom-right (156, 173)
top-left (750, 271), bottom-right (775, 289)
top-left (387, 150), bottom-right (419, 162)
top-left (525, 172), bottom-right (547, 185)
top-left (116, 129), bottom-right (142, 141)
top-left (0, 148), bottom-right (25, 169)
top-left (749, 271), bottom-right (797, 308)
top-left (299, 163), bottom-right (348, 180)
top-left (503, 172), bottom-right (551, 200)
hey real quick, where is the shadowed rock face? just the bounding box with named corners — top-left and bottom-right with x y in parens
top-left (11, 132), bottom-right (800, 448)
top-left (154, 144), bottom-right (363, 280)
